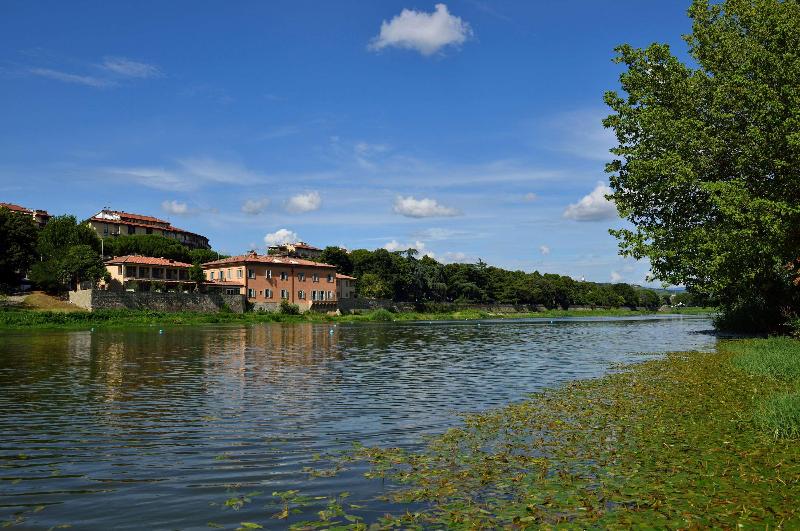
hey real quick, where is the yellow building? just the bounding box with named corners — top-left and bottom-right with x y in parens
top-left (336, 273), bottom-right (356, 300)
top-left (102, 255), bottom-right (194, 291)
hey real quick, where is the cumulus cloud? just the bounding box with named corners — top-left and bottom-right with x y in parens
top-left (393, 195), bottom-right (459, 218)
top-left (241, 197), bottom-right (270, 215)
top-left (100, 57), bottom-right (162, 78)
top-left (369, 3), bottom-right (472, 56)
top-left (286, 191), bottom-right (322, 214)
top-left (539, 245), bottom-right (551, 256)
top-left (562, 182), bottom-right (618, 222)
top-left (161, 200), bottom-right (189, 215)
top-left (264, 228), bottom-right (299, 247)
top-left (610, 271), bottom-right (623, 282)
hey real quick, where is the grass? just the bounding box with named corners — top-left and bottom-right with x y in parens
top-left (278, 337), bottom-right (800, 528)
top-left (0, 305), bottom-right (714, 330)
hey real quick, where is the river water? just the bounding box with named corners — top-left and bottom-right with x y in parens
top-left (0, 315), bottom-right (715, 529)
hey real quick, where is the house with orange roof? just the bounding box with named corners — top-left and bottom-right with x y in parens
top-left (267, 241), bottom-right (323, 259)
top-left (202, 251), bottom-right (338, 311)
top-left (336, 273), bottom-right (357, 300)
top-left (101, 255), bottom-right (195, 292)
top-left (86, 209), bottom-right (210, 249)
top-left (0, 202), bottom-right (51, 228)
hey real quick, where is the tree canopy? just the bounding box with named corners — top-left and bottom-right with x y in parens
top-left (603, 0), bottom-right (800, 331)
top-left (0, 207), bottom-right (38, 292)
top-left (30, 215), bottom-right (105, 292)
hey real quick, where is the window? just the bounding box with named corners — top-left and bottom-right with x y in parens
top-left (328, 291), bottom-right (333, 300)
top-left (247, 269), bottom-right (255, 279)
top-left (146, 228), bottom-right (153, 235)
top-left (127, 225), bottom-right (136, 235)
top-left (298, 272), bottom-right (305, 281)
top-left (266, 270), bottom-right (272, 279)
top-left (312, 290), bottom-right (317, 301)
top-left (104, 225), bottom-right (109, 236)
top-left (327, 274), bottom-right (334, 282)
top-left (280, 289), bottom-right (289, 299)
top-left (225, 288), bottom-right (238, 295)
top-left (265, 289), bottom-right (273, 298)
top-left (139, 267), bottom-right (150, 278)
top-left (312, 273), bottom-right (319, 282)
top-left (298, 290), bottom-right (305, 299)
top-left (247, 288), bottom-right (256, 298)
top-left (117, 265), bottom-right (123, 275)
top-left (210, 271), bottom-right (215, 280)
top-left (280, 272), bottom-right (288, 281)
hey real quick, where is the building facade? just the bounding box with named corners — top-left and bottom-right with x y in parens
top-left (86, 209), bottom-right (210, 249)
top-left (1, 202), bottom-right (51, 228)
top-left (336, 274), bottom-right (356, 300)
top-left (267, 241), bottom-right (323, 259)
top-left (202, 251), bottom-right (338, 311)
top-left (101, 255), bottom-right (194, 291)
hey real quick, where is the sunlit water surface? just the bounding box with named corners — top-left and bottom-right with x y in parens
top-left (0, 315), bottom-right (715, 529)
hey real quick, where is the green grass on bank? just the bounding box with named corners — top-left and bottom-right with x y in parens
top-left (0, 306), bottom-right (714, 330)
top-left (276, 337), bottom-right (800, 529)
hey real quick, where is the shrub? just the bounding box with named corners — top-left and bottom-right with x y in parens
top-left (368, 308), bottom-right (394, 322)
top-left (279, 300), bottom-right (301, 315)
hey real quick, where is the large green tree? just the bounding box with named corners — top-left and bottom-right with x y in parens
top-left (0, 207), bottom-right (38, 291)
top-left (604, 0), bottom-right (800, 331)
top-left (31, 216), bottom-right (105, 292)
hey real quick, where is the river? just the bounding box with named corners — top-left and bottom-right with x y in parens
top-left (0, 315), bottom-right (715, 529)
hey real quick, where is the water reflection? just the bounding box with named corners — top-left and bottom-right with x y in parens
top-left (0, 316), bottom-right (715, 529)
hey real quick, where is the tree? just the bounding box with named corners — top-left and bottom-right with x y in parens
top-left (603, 0), bottom-right (800, 332)
top-left (319, 246), bottom-right (353, 275)
top-left (32, 216), bottom-right (103, 292)
top-left (188, 262), bottom-right (206, 291)
top-left (357, 272), bottom-right (393, 299)
top-left (0, 207), bottom-right (38, 291)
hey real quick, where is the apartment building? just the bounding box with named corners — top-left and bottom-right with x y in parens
top-left (86, 209), bottom-right (210, 249)
top-left (267, 241), bottom-right (323, 259)
top-left (1, 202), bottom-right (51, 228)
top-left (202, 251), bottom-right (338, 311)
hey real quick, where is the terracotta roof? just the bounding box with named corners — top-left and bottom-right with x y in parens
top-left (268, 241), bottom-right (322, 251)
top-left (336, 273), bottom-right (357, 280)
top-left (1, 203), bottom-right (50, 217)
top-left (202, 253), bottom-right (335, 268)
top-left (114, 211), bottom-right (169, 224)
top-left (106, 255), bottom-right (193, 268)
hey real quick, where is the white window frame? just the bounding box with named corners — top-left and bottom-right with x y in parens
top-left (312, 273), bottom-right (319, 283)
top-left (247, 288), bottom-right (256, 298)
top-left (248, 269), bottom-right (255, 279)
top-left (298, 290), bottom-right (305, 300)
top-left (327, 273), bottom-right (334, 283)
top-left (280, 289), bottom-right (289, 299)
top-left (266, 289), bottom-right (273, 298)
top-left (280, 271), bottom-right (288, 281)
top-left (210, 271), bottom-right (215, 280)
top-left (298, 272), bottom-right (305, 281)
top-left (266, 269), bottom-right (272, 279)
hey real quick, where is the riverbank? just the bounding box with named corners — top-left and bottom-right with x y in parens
top-left (305, 337), bottom-right (796, 528)
top-left (0, 306), bottom-right (713, 330)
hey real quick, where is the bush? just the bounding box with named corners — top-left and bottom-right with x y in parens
top-left (279, 300), bottom-right (301, 315)
top-left (368, 308), bottom-right (394, 322)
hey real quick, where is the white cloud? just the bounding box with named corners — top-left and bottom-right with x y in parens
top-left (286, 191), bottom-right (322, 213)
top-left (393, 195), bottom-right (459, 218)
top-left (100, 57), bottom-right (162, 78)
top-left (106, 158), bottom-right (264, 192)
top-left (241, 197), bottom-right (270, 215)
top-left (539, 245), bottom-right (551, 256)
top-left (610, 271), bottom-right (623, 282)
top-left (369, 3), bottom-right (473, 56)
top-left (441, 251), bottom-right (468, 263)
top-left (264, 228), bottom-right (299, 247)
top-left (523, 192), bottom-right (538, 202)
top-left (28, 67), bottom-right (116, 88)
top-left (161, 200), bottom-right (189, 215)
top-left (563, 182), bottom-right (618, 222)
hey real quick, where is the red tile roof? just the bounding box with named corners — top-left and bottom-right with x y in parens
top-left (0, 203), bottom-right (50, 217)
top-left (88, 216), bottom-right (207, 240)
top-left (105, 255), bottom-right (193, 268)
top-left (336, 273), bottom-right (357, 280)
top-left (202, 253), bottom-right (335, 268)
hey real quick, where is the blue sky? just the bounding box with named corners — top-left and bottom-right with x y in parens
top-left (0, 1), bottom-right (693, 285)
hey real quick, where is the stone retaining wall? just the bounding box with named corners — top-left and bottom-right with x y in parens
top-left (69, 289), bottom-right (246, 313)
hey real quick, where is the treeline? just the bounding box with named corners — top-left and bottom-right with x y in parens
top-left (318, 247), bottom-right (676, 309)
